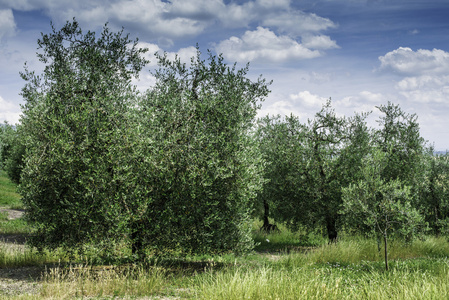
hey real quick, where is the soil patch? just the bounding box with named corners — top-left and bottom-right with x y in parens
top-left (0, 208), bottom-right (25, 220)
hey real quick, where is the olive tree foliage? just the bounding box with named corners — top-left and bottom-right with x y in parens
top-left (255, 114), bottom-right (307, 232)
top-left (373, 102), bottom-right (426, 188)
top-left (256, 101), bottom-right (371, 241)
top-left (0, 122), bottom-right (25, 184)
top-left (420, 151), bottom-right (449, 235)
top-left (121, 50), bottom-right (271, 255)
top-left (19, 19), bottom-right (148, 251)
top-left (0, 122), bottom-right (15, 170)
top-left (342, 149), bottom-right (425, 271)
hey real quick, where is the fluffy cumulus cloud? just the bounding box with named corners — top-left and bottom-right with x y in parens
top-left (379, 47), bottom-right (449, 75)
top-left (2, 0), bottom-right (337, 47)
top-left (216, 27), bottom-right (321, 63)
top-left (378, 47), bottom-right (449, 104)
top-left (301, 35), bottom-right (339, 50)
top-left (396, 75), bottom-right (449, 91)
top-left (289, 90), bottom-right (328, 108)
top-left (395, 75), bottom-right (449, 104)
top-left (0, 9), bottom-right (16, 39)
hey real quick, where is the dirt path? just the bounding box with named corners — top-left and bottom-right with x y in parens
top-left (0, 208), bottom-right (40, 297)
top-left (0, 208), bottom-right (24, 220)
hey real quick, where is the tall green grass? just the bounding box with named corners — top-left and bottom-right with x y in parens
top-left (191, 235), bottom-right (449, 299)
top-left (192, 259), bottom-right (449, 300)
top-left (0, 244), bottom-right (64, 268)
top-left (39, 264), bottom-right (168, 299)
top-left (0, 212), bottom-right (30, 234)
top-left (252, 219), bottom-right (326, 252)
top-left (0, 170), bottom-right (22, 209)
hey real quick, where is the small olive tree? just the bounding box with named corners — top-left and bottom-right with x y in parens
top-left (342, 149), bottom-right (425, 271)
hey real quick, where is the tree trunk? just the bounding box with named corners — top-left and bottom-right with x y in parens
top-left (260, 199), bottom-right (278, 232)
top-left (384, 232), bottom-right (389, 271)
top-left (131, 220), bottom-right (144, 259)
top-left (326, 216), bottom-right (338, 243)
top-left (377, 234), bottom-right (381, 252)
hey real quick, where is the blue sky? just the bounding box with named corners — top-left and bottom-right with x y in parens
top-left (1, 0), bottom-right (449, 150)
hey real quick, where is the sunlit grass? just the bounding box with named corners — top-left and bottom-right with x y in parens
top-left (38, 264), bottom-right (168, 299)
top-left (0, 212), bottom-right (30, 235)
top-left (0, 170), bottom-right (23, 209)
top-left (0, 244), bottom-right (65, 268)
top-left (252, 219), bottom-right (326, 252)
top-left (0, 231), bottom-right (449, 299)
top-left (0, 186), bottom-right (447, 299)
top-left (192, 236), bottom-right (449, 300)
top-left (192, 258), bottom-right (449, 300)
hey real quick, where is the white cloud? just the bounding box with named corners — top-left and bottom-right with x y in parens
top-left (258, 99), bottom-right (305, 119)
top-left (301, 35), bottom-right (339, 50)
top-left (169, 0), bottom-right (224, 20)
top-left (255, 0), bottom-right (290, 9)
top-left (216, 27), bottom-right (321, 63)
top-left (262, 11), bottom-right (337, 36)
top-left (0, 9), bottom-right (16, 39)
top-left (358, 91), bottom-right (385, 103)
top-left (136, 42), bottom-right (197, 66)
top-left (217, 2), bottom-right (255, 28)
top-left (0, 96), bottom-right (21, 125)
top-left (2, 0), bottom-right (338, 46)
top-left (377, 47), bottom-right (449, 105)
top-left (396, 75), bottom-right (449, 91)
top-left (395, 75), bottom-right (449, 104)
top-left (290, 91), bottom-right (328, 108)
top-left (379, 47), bottom-right (449, 75)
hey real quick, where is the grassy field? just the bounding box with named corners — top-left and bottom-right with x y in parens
top-left (0, 171), bottom-right (22, 209)
top-left (1, 171), bottom-right (449, 299)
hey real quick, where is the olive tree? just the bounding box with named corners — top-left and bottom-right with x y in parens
top-left (0, 122), bottom-right (25, 184)
top-left (121, 50), bottom-right (271, 255)
top-left (420, 151), bottom-right (449, 235)
top-left (19, 19), bottom-right (148, 252)
top-left (342, 148), bottom-right (425, 271)
top-left (257, 101), bottom-right (371, 241)
top-left (256, 114), bottom-right (308, 232)
top-left (373, 102), bottom-right (426, 188)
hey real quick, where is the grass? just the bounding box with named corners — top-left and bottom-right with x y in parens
top-left (191, 257), bottom-right (449, 300)
top-left (1, 173), bottom-right (449, 298)
top-left (190, 236), bottom-right (449, 300)
top-left (0, 212), bottom-right (30, 234)
top-left (252, 219), bottom-right (326, 252)
top-left (38, 264), bottom-right (168, 299)
top-left (0, 171), bottom-right (22, 209)
top-left (0, 234), bottom-right (449, 299)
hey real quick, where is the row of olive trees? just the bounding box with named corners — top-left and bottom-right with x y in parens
top-left (255, 101), bottom-right (449, 269)
top-left (15, 19), bottom-right (270, 257)
top-left (0, 122), bottom-right (25, 184)
top-left (3, 19), bottom-right (448, 260)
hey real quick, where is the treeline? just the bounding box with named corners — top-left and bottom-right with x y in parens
top-left (0, 20), bottom-right (448, 259)
top-left (255, 103), bottom-right (449, 269)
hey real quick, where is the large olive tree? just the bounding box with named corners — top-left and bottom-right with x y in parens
top-left (122, 50), bottom-right (271, 256)
top-left (19, 19), bottom-right (148, 252)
